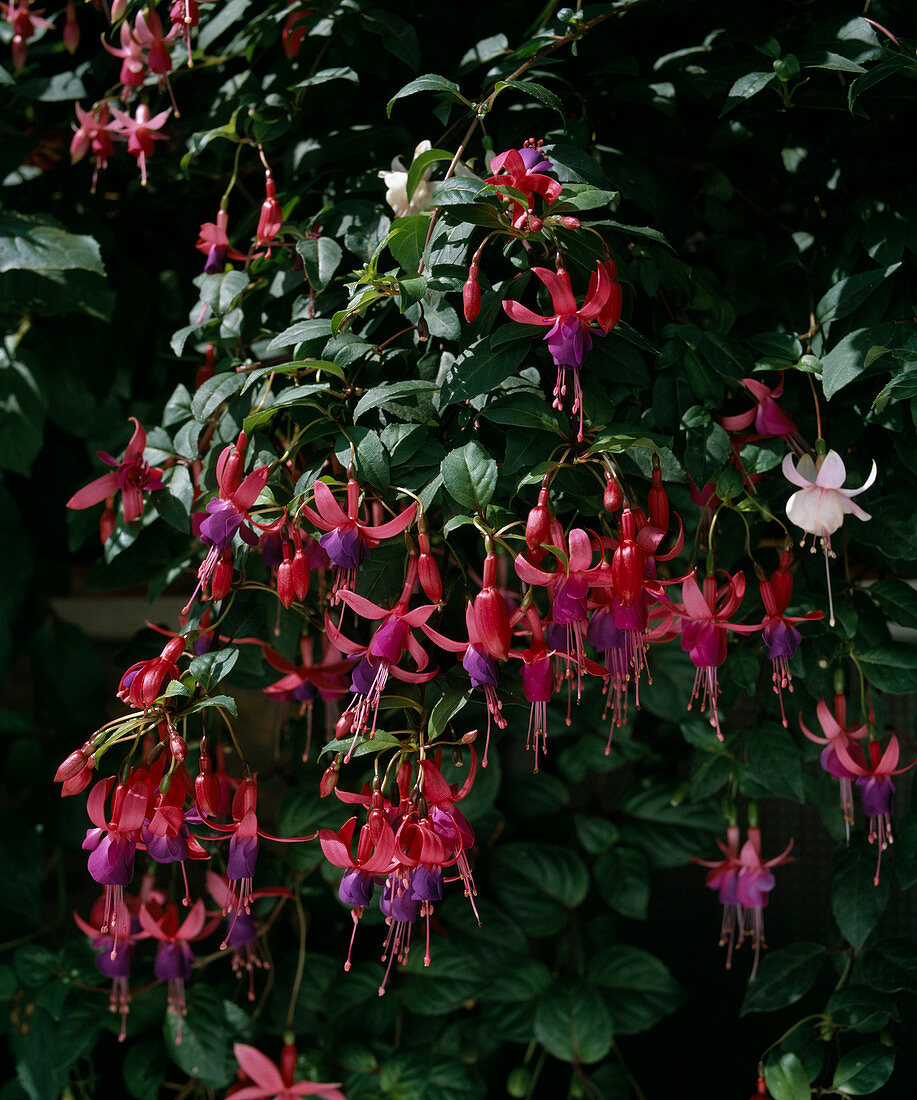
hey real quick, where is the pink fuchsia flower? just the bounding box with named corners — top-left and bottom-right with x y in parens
top-left (674, 569), bottom-right (760, 740)
top-left (102, 20), bottom-right (147, 90)
top-left (298, 477), bottom-right (416, 601)
top-left (800, 693), bottom-right (869, 840)
top-left (734, 824), bottom-right (793, 980)
top-left (256, 173), bottom-right (283, 254)
top-left (109, 102), bottom-right (170, 185)
top-left (695, 822), bottom-right (742, 969)
top-left (486, 140), bottom-right (563, 227)
top-left (755, 551), bottom-right (823, 725)
top-left (169, 0), bottom-right (199, 66)
top-left (721, 375), bottom-right (802, 446)
top-left (206, 872), bottom-right (292, 1000)
top-left (783, 448), bottom-right (877, 626)
top-left (835, 735), bottom-right (914, 885)
top-left (502, 259), bottom-right (615, 441)
top-left (139, 898), bottom-right (217, 1042)
top-left (231, 1043), bottom-right (345, 1100)
top-left (67, 417), bottom-right (164, 531)
top-left (118, 635), bottom-right (186, 710)
top-left (70, 102), bottom-right (117, 191)
top-left (2, 0), bottom-right (53, 71)
top-left (196, 208), bottom-right (247, 273)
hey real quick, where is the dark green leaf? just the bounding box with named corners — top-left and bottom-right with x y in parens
top-left (815, 264), bottom-right (900, 327)
top-left (353, 380), bottom-right (438, 421)
top-left (868, 579), bottom-right (917, 629)
top-left (387, 74), bottom-right (466, 117)
top-left (595, 846), bottom-right (651, 920)
top-left (534, 980), bottom-right (613, 1064)
top-left (188, 647), bottom-right (239, 690)
top-left (290, 66), bottom-right (359, 89)
top-left (441, 441), bottom-right (497, 510)
top-left (832, 839), bottom-right (891, 949)
top-left (832, 1045), bottom-right (895, 1095)
top-left (721, 71), bottom-right (778, 116)
top-left (856, 643), bottom-right (917, 693)
top-left (765, 1053), bottom-right (811, 1100)
top-left (190, 371), bottom-right (245, 421)
top-left (295, 238), bottom-right (343, 291)
top-left (164, 986), bottom-right (237, 1089)
top-left (741, 943), bottom-right (826, 1014)
top-left (0, 212), bottom-right (105, 276)
top-left (406, 147), bottom-right (455, 203)
top-left (495, 79), bottom-right (565, 121)
top-left (591, 945), bottom-right (685, 1035)
top-left (428, 688), bottom-right (471, 740)
top-left (440, 336), bottom-right (528, 405)
top-left (827, 986), bottom-right (898, 1032)
top-left (742, 724), bottom-right (806, 803)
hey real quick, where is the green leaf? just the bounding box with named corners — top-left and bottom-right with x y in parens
top-left (765, 1053), bottom-right (812, 1100)
top-left (872, 366), bottom-right (917, 411)
top-left (894, 798), bottom-right (917, 890)
top-left (832, 838), bottom-right (891, 949)
top-left (190, 371), bottom-right (245, 421)
top-left (855, 643), bottom-right (917, 693)
top-left (440, 336), bottom-right (528, 405)
top-left (591, 945), bottom-right (685, 1035)
top-left (164, 986), bottom-right (237, 1089)
top-left (406, 147), bottom-right (455, 203)
top-left (318, 731), bottom-right (404, 759)
top-left (552, 183), bottom-right (619, 213)
top-left (387, 74), bottom-right (466, 117)
top-left (534, 980), bottom-right (613, 1063)
top-left (188, 647), bottom-right (239, 691)
top-left (289, 65), bottom-right (359, 89)
top-left (741, 943), bottom-right (826, 1014)
top-left (595, 846), bottom-right (651, 920)
top-left (123, 1036), bottom-right (166, 1100)
top-left (490, 844), bottom-right (589, 936)
top-left (242, 383), bottom-right (330, 431)
top-left (0, 212), bottom-right (105, 276)
top-left (741, 724), bottom-right (806, 803)
top-left (441, 441), bottom-right (497, 511)
top-left (832, 1045), bottom-right (895, 1095)
top-left (353, 380), bottom-right (439, 421)
top-left (721, 71), bottom-right (778, 116)
top-left (820, 327), bottom-right (891, 400)
top-left (574, 815), bottom-right (619, 854)
top-left (428, 688), bottom-right (471, 740)
top-left (815, 264), bottom-right (900, 326)
top-left (827, 985), bottom-right (898, 1032)
top-left (495, 79), bottom-right (565, 121)
top-left (295, 238), bottom-right (343, 291)
top-left (387, 213), bottom-right (431, 272)
top-left (867, 579), bottom-right (917, 629)
top-left (266, 319), bottom-right (334, 353)
top-left (337, 426), bottom-right (390, 489)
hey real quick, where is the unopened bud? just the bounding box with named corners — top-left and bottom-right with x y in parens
top-left (212, 552), bottom-right (233, 601)
top-left (603, 474), bottom-right (622, 512)
top-left (418, 549), bottom-right (442, 602)
top-left (335, 711), bottom-right (355, 740)
top-left (462, 729), bottom-right (478, 743)
top-left (277, 555), bottom-right (296, 609)
top-left (462, 265), bottom-right (481, 322)
top-left (54, 748), bottom-right (91, 785)
top-left (416, 314), bottom-right (429, 341)
top-left (63, 1), bottom-right (79, 52)
top-left (169, 734), bottom-right (188, 763)
top-left (195, 772), bottom-right (221, 816)
top-left (320, 762), bottom-right (340, 797)
top-left (451, 747), bottom-right (464, 767)
top-left (280, 1043), bottom-right (298, 1088)
top-left (560, 216), bottom-right (581, 229)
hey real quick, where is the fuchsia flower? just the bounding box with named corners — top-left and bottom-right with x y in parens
top-left (721, 375), bottom-right (802, 447)
top-left (299, 477), bottom-right (416, 600)
top-left (486, 140), bottom-right (563, 227)
top-left (207, 872), bottom-right (292, 1000)
top-left (783, 448), bottom-right (877, 626)
top-left (502, 260), bottom-right (616, 441)
top-left (196, 209), bottom-right (247, 273)
top-left (696, 821), bottom-right (793, 980)
top-left (800, 693), bottom-right (869, 839)
top-left (118, 636), bottom-right (186, 710)
top-left (834, 735), bottom-right (914, 885)
top-left (169, 0), bottom-right (199, 66)
top-left (67, 417), bottom-right (164, 531)
top-left (325, 556), bottom-right (438, 758)
top-left (110, 102), bottom-right (170, 185)
top-left (2, 0), bottom-right (53, 72)
top-left (231, 1043), bottom-right (345, 1100)
top-left (139, 899), bottom-right (218, 1042)
top-left (755, 552), bottom-right (823, 724)
top-left (102, 20), bottom-right (147, 90)
top-left (71, 102), bottom-right (118, 192)
top-left (674, 570), bottom-right (760, 740)
top-left (256, 173), bottom-right (283, 254)
top-left (82, 772), bottom-right (153, 960)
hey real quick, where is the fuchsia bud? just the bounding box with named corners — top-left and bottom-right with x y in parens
top-left (319, 761), bottom-right (340, 798)
top-left (12, 35), bottom-right (28, 72)
top-left (211, 551), bottom-right (233, 601)
top-left (291, 529), bottom-right (311, 600)
top-left (195, 741), bottom-right (222, 817)
top-left (277, 542), bottom-right (296, 609)
top-left (220, 432), bottom-right (248, 496)
top-left (55, 744), bottom-right (95, 795)
top-left (473, 551), bottom-right (511, 661)
top-left (169, 734), bottom-right (188, 763)
top-left (559, 216), bottom-right (580, 229)
top-left (256, 174), bottom-right (283, 251)
top-left (63, 1), bottom-right (79, 52)
top-left (525, 486), bottom-right (552, 559)
top-left (195, 343), bottom-right (216, 390)
top-left (100, 496), bottom-right (117, 544)
top-left (611, 509), bottom-right (646, 607)
top-left (463, 265), bottom-right (481, 322)
top-left (770, 549), bottom-right (793, 611)
top-left (648, 452), bottom-right (669, 531)
top-left (603, 473), bottom-right (622, 513)
top-left (280, 1042), bottom-right (298, 1088)
top-left (110, 0), bottom-right (127, 23)
top-left (417, 531), bottom-right (442, 602)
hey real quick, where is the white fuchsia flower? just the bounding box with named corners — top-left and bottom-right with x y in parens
top-left (782, 448), bottom-right (877, 625)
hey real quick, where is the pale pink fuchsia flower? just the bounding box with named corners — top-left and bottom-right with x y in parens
top-left (70, 102), bottom-right (117, 191)
top-left (800, 693), bottom-right (869, 839)
top-left (102, 20), bottom-right (147, 90)
top-left (196, 209), bottom-right (248, 273)
top-left (2, 0), bottom-right (53, 72)
top-left (379, 139), bottom-right (433, 217)
top-left (231, 1043), bottom-right (345, 1100)
top-left (783, 449), bottom-right (877, 625)
top-left (110, 103), bottom-right (170, 185)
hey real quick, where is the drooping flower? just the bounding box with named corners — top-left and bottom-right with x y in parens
top-left (73, 895), bottom-right (149, 1041)
top-left (298, 477), bottom-right (416, 601)
top-left (231, 1043), bottom-right (345, 1100)
top-left (195, 208), bottom-right (247, 273)
top-left (67, 418), bottom-right (164, 533)
top-left (118, 636), bottom-right (186, 710)
top-left (2, 0), bottom-right (54, 71)
top-left (109, 102), bottom-right (171, 185)
top-left (734, 825), bottom-right (793, 980)
top-left (70, 102), bottom-right (117, 190)
top-left (695, 822), bottom-right (742, 969)
top-left (379, 139), bottom-right (433, 217)
top-left (207, 872), bottom-right (292, 1000)
top-left (169, 0), bottom-right (199, 66)
top-left (486, 140), bottom-right (563, 227)
top-left (101, 20), bottom-right (147, 90)
top-left (673, 570), bottom-right (759, 740)
top-left (783, 448), bottom-right (877, 626)
top-left (502, 260), bottom-right (615, 440)
top-left (800, 693), bottom-right (869, 839)
top-left (256, 173), bottom-right (283, 254)
top-left (721, 375), bottom-right (803, 448)
top-left (835, 735), bottom-right (914, 884)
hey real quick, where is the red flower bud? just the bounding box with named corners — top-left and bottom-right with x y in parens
top-left (603, 474), bottom-right (622, 512)
top-left (220, 432), bottom-right (248, 496)
top-left (256, 175), bottom-right (283, 250)
top-left (474, 562), bottom-right (511, 662)
top-left (100, 497), bottom-right (116, 544)
top-left (169, 734), bottom-right (188, 762)
top-left (211, 551), bottom-right (233, 601)
top-left (277, 543), bottom-right (296, 609)
top-left (335, 711), bottom-right (355, 740)
top-left (195, 771), bottom-right (221, 816)
top-left (63, 1), bottom-right (79, 52)
top-left (195, 343), bottom-right (216, 390)
top-left (463, 265), bottom-right (481, 322)
top-left (291, 546), bottom-right (310, 600)
top-left (55, 747), bottom-right (91, 785)
top-left (648, 455), bottom-right (669, 532)
top-left (560, 216), bottom-right (581, 229)
top-left (319, 762), bottom-right (339, 798)
top-left (280, 1043), bottom-right (298, 1088)
top-left (611, 509), bottom-right (646, 607)
top-left (417, 532), bottom-right (442, 602)
top-left (526, 486), bottom-right (552, 554)
top-left (526, 215), bottom-right (543, 232)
